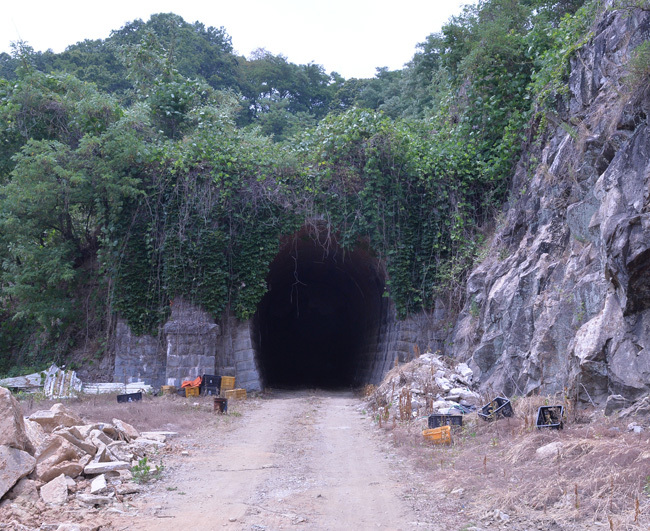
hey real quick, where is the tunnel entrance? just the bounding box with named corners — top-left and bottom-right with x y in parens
top-left (253, 226), bottom-right (386, 389)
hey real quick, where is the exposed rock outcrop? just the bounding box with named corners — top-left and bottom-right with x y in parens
top-left (450, 6), bottom-right (650, 405)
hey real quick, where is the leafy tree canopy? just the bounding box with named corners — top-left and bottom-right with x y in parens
top-left (1, 0), bottom-right (610, 375)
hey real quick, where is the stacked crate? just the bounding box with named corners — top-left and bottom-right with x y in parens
top-left (224, 388), bottom-right (247, 400)
top-left (200, 374), bottom-right (219, 396)
top-left (220, 376), bottom-right (236, 396)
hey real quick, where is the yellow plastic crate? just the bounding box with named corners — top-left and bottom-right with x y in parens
top-left (161, 385), bottom-right (176, 396)
top-left (422, 425), bottom-right (452, 445)
top-left (185, 386), bottom-right (200, 397)
top-left (220, 376), bottom-right (236, 392)
top-left (224, 388), bottom-right (247, 400)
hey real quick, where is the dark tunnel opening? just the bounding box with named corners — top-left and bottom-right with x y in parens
top-left (253, 227), bottom-right (386, 389)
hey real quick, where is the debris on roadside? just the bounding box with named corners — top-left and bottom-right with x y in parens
top-left (422, 425), bottom-right (452, 445)
top-left (0, 364), bottom-right (152, 399)
top-left (478, 396), bottom-right (514, 422)
top-left (368, 352), bottom-right (481, 420)
top-left (0, 386), bottom-right (171, 527)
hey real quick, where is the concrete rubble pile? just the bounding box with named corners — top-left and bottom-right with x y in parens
top-left (0, 386), bottom-right (173, 524)
top-left (0, 363), bottom-right (153, 399)
top-left (370, 351), bottom-right (481, 418)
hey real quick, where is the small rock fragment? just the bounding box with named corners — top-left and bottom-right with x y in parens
top-left (83, 461), bottom-right (130, 475)
top-left (90, 474), bottom-right (108, 494)
top-left (535, 441), bottom-right (563, 460)
top-left (112, 419), bottom-right (140, 441)
top-left (40, 473), bottom-right (68, 505)
top-left (28, 403), bottom-right (83, 432)
top-left (76, 492), bottom-right (114, 506)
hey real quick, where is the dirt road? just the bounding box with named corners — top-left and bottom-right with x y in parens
top-left (114, 391), bottom-right (442, 530)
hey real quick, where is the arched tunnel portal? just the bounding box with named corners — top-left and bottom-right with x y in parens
top-left (253, 227), bottom-right (388, 389)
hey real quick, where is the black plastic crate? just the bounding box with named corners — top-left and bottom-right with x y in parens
top-left (478, 396), bottom-right (514, 421)
top-left (117, 392), bottom-right (142, 403)
top-left (201, 374), bottom-right (219, 388)
top-left (428, 414), bottom-right (463, 429)
top-left (201, 386), bottom-right (219, 396)
top-left (536, 405), bottom-right (564, 429)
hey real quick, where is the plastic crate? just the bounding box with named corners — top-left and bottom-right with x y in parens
top-left (220, 376), bottom-right (236, 392)
top-left (201, 386), bottom-right (219, 396)
top-left (422, 425), bottom-right (452, 445)
top-left (428, 414), bottom-right (463, 429)
top-left (201, 374), bottom-right (219, 388)
top-left (185, 386), bottom-right (200, 397)
top-left (536, 405), bottom-right (564, 429)
top-left (117, 392), bottom-right (142, 403)
top-left (478, 396), bottom-right (514, 421)
top-left (161, 385), bottom-right (176, 396)
top-left (224, 388), bottom-right (247, 400)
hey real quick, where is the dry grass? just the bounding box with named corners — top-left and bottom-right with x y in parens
top-left (380, 395), bottom-right (650, 529)
top-left (18, 392), bottom-right (238, 433)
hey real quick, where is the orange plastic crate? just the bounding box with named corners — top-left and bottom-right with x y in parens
top-left (422, 425), bottom-right (452, 445)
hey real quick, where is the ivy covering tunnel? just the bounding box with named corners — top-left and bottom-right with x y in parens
top-left (253, 227), bottom-right (386, 389)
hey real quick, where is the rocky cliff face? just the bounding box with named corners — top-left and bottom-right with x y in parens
top-left (451, 5), bottom-right (650, 406)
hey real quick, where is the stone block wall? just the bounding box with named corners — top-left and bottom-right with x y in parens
top-left (354, 299), bottom-right (450, 385)
top-left (113, 320), bottom-right (166, 387)
top-left (113, 297), bottom-right (449, 391)
top-left (163, 299), bottom-right (219, 387)
top-left (216, 314), bottom-right (262, 392)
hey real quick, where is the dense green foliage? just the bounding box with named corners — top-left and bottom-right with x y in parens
top-left (1, 0), bottom-right (616, 374)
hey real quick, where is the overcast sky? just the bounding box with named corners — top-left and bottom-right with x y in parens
top-left (1, 0), bottom-right (472, 79)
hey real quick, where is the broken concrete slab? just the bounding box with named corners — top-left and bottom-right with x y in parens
top-left (116, 483), bottom-right (140, 495)
top-left (455, 363), bottom-right (474, 383)
top-left (0, 364), bottom-right (83, 399)
top-left (43, 367), bottom-right (82, 399)
top-left (83, 461), bottom-right (130, 475)
top-left (74, 424), bottom-right (102, 440)
top-left (106, 441), bottom-right (133, 462)
top-left (35, 435), bottom-right (87, 482)
top-left (111, 419), bottom-right (140, 441)
top-left (0, 365), bottom-right (57, 391)
top-left (23, 419), bottom-right (48, 456)
top-left (447, 388), bottom-right (481, 403)
top-left (90, 474), bottom-right (108, 495)
top-left (40, 474), bottom-right (68, 505)
top-left (132, 438), bottom-right (165, 450)
top-left (137, 432), bottom-right (166, 443)
top-left (91, 445), bottom-right (111, 464)
top-left (99, 424), bottom-right (119, 440)
top-left (88, 429), bottom-right (113, 447)
top-left (82, 382), bottom-right (153, 395)
top-left (39, 461), bottom-right (85, 484)
top-left (28, 404), bottom-right (84, 433)
top-left (140, 431), bottom-right (178, 440)
top-left (0, 445), bottom-right (36, 500)
top-left (52, 428), bottom-right (97, 457)
top-left (0, 387), bottom-right (34, 453)
top-left (76, 492), bottom-right (115, 506)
